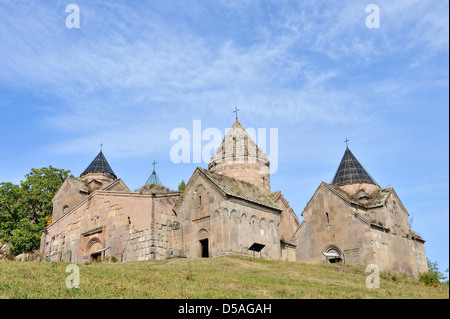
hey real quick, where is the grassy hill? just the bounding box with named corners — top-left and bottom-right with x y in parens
top-left (0, 255), bottom-right (448, 299)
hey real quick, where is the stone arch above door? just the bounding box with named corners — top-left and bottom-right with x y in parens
top-left (322, 244), bottom-right (342, 263)
top-left (86, 237), bottom-right (103, 255)
top-left (197, 228), bottom-right (209, 240)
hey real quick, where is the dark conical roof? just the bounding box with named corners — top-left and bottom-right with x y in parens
top-left (81, 151), bottom-right (116, 178)
top-left (331, 148), bottom-right (377, 186)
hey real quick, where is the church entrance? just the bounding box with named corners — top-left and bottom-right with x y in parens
top-left (90, 252), bottom-right (102, 262)
top-left (199, 238), bottom-right (209, 258)
top-left (197, 229), bottom-right (209, 258)
top-left (328, 256), bottom-right (342, 263)
top-left (323, 246), bottom-right (342, 263)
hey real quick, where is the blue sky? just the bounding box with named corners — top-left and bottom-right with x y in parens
top-left (0, 1), bottom-right (448, 276)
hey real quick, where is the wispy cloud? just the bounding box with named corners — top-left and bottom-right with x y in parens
top-left (1, 0), bottom-right (385, 158)
top-left (0, 0), bottom-right (447, 159)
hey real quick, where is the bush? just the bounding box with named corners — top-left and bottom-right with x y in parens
top-left (419, 259), bottom-right (446, 287)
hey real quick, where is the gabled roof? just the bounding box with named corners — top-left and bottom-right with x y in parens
top-left (102, 179), bottom-right (130, 192)
top-left (331, 147), bottom-right (377, 186)
top-left (302, 181), bottom-right (394, 216)
top-left (81, 151), bottom-right (116, 179)
top-left (186, 167), bottom-right (281, 211)
top-left (301, 182), bottom-right (392, 231)
top-left (270, 190), bottom-right (299, 222)
top-left (52, 178), bottom-right (88, 202)
top-left (322, 182), bottom-right (391, 209)
top-left (68, 178), bottom-right (89, 193)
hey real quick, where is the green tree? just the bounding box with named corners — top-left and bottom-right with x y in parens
top-left (0, 166), bottom-right (72, 255)
top-left (0, 182), bottom-right (24, 242)
top-left (19, 166), bottom-right (72, 228)
top-left (10, 218), bottom-right (43, 256)
top-left (178, 179), bottom-right (186, 191)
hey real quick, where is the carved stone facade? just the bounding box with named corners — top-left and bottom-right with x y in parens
top-left (173, 168), bottom-right (282, 259)
top-left (41, 186), bottom-right (180, 263)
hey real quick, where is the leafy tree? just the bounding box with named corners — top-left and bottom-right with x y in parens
top-left (0, 166), bottom-right (72, 255)
top-left (178, 179), bottom-right (186, 191)
top-left (0, 182), bottom-right (24, 242)
top-left (19, 166), bottom-right (72, 229)
top-left (9, 218), bottom-right (42, 256)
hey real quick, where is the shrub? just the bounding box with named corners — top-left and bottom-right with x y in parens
top-left (419, 259), bottom-right (446, 287)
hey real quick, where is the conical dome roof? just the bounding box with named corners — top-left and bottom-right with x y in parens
top-left (331, 148), bottom-right (377, 186)
top-left (209, 118), bottom-right (268, 165)
top-left (81, 150), bottom-right (116, 179)
top-left (145, 170), bottom-right (162, 186)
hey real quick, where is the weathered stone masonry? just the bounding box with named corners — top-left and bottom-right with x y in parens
top-left (40, 119), bottom-right (427, 278)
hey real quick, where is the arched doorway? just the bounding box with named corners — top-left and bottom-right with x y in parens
top-left (86, 237), bottom-right (103, 262)
top-left (323, 245), bottom-right (342, 263)
top-left (197, 229), bottom-right (209, 258)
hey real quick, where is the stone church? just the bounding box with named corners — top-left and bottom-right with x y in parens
top-left (294, 147), bottom-right (427, 277)
top-left (40, 118), bottom-right (427, 277)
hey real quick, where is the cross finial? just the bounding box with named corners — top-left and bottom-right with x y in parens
top-left (344, 138), bottom-right (350, 148)
top-left (152, 160), bottom-right (157, 172)
top-left (100, 142), bottom-right (103, 151)
top-left (233, 106), bottom-right (240, 119)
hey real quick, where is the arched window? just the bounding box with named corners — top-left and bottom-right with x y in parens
top-left (62, 205), bottom-right (69, 215)
top-left (325, 212), bottom-right (329, 224)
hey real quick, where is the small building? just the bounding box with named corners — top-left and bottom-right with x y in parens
top-left (294, 147), bottom-right (428, 277)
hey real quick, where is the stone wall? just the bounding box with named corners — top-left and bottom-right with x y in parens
top-left (272, 191), bottom-right (300, 243)
top-left (280, 242), bottom-right (296, 261)
top-left (41, 190), bottom-right (180, 263)
top-left (295, 183), bottom-right (428, 278)
top-left (295, 185), bottom-right (369, 264)
top-left (210, 161), bottom-right (270, 194)
top-left (52, 179), bottom-right (87, 222)
top-left (175, 173), bottom-right (281, 259)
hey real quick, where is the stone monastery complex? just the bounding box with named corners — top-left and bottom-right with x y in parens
top-left (40, 118), bottom-right (428, 277)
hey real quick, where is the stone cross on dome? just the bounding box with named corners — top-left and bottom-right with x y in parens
top-left (233, 106), bottom-right (240, 119)
top-left (344, 138), bottom-right (350, 148)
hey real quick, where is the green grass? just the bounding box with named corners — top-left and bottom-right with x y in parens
top-left (0, 255), bottom-right (448, 299)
